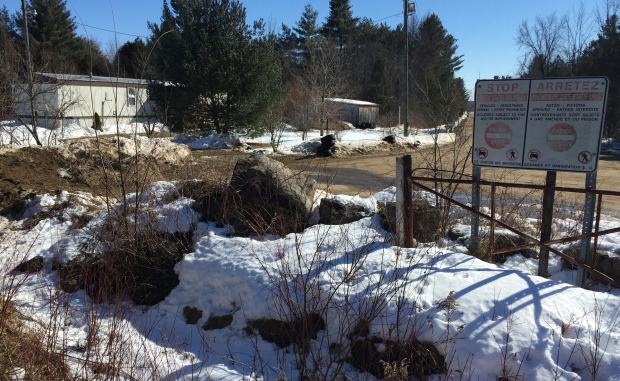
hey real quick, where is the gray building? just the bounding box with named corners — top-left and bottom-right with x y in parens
top-left (13, 73), bottom-right (155, 128)
top-left (327, 98), bottom-right (379, 128)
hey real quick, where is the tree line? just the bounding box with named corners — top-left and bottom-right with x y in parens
top-left (0, 0), bottom-right (468, 139)
top-left (515, 0), bottom-right (620, 139)
top-left (1, 0), bottom-right (465, 139)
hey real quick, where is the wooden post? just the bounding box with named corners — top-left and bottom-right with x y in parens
top-left (538, 171), bottom-right (556, 277)
top-left (396, 155), bottom-right (413, 247)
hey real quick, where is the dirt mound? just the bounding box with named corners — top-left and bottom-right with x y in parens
top-left (0, 138), bottom-right (193, 212)
top-left (0, 145), bottom-right (85, 211)
top-left (331, 141), bottom-right (419, 157)
top-left (67, 137), bottom-right (191, 164)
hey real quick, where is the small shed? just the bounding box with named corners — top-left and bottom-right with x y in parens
top-left (13, 72), bottom-right (155, 128)
top-left (327, 98), bottom-right (379, 128)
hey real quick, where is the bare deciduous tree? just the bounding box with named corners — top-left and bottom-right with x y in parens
top-left (564, 3), bottom-right (594, 76)
top-left (516, 13), bottom-right (568, 78)
top-left (287, 39), bottom-right (351, 137)
top-left (595, 0), bottom-right (620, 28)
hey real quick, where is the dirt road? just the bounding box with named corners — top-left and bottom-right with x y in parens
top-left (290, 118), bottom-right (620, 211)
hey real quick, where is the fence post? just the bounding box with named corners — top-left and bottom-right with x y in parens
top-left (471, 166), bottom-right (481, 245)
top-left (538, 171), bottom-right (557, 277)
top-left (576, 172), bottom-right (597, 286)
top-left (396, 155), bottom-right (413, 247)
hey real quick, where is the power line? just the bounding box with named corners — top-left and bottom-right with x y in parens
top-left (374, 12), bottom-right (404, 23)
top-left (76, 22), bottom-right (148, 39)
top-left (75, 11), bottom-right (403, 41)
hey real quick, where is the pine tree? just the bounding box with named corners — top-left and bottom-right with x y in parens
top-left (294, 4), bottom-right (321, 51)
top-left (149, 0), bottom-right (285, 135)
top-left (26, 0), bottom-right (79, 56)
top-left (114, 38), bottom-right (150, 79)
top-left (581, 14), bottom-right (620, 138)
top-left (323, 0), bottom-right (358, 48)
top-left (12, 0), bottom-right (107, 74)
top-left (411, 14), bottom-right (467, 127)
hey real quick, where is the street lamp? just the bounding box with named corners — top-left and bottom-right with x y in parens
top-left (404, 2), bottom-right (415, 137)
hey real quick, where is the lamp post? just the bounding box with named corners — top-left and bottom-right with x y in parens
top-left (404, 2), bottom-right (415, 137)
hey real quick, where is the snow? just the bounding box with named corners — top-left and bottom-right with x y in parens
top-left (0, 120), bottom-right (167, 145)
top-left (0, 119), bottom-right (458, 158)
top-left (2, 180), bottom-right (620, 381)
top-left (327, 98), bottom-right (380, 106)
top-left (3, 116), bottom-right (620, 380)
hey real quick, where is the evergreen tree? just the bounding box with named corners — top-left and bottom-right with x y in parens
top-left (350, 19), bottom-right (401, 114)
top-left (1, 6), bottom-right (19, 41)
top-left (25, 0), bottom-right (79, 55)
top-left (294, 4), bottom-right (321, 53)
top-left (278, 4), bottom-right (321, 81)
top-left (581, 14), bottom-right (620, 138)
top-left (322, 0), bottom-right (358, 48)
top-left (12, 0), bottom-right (108, 74)
top-left (114, 38), bottom-right (151, 78)
top-left (0, 6), bottom-right (18, 119)
top-left (149, 0), bottom-right (285, 135)
top-left (411, 14), bottom-right (467, 127)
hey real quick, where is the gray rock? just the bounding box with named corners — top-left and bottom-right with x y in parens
top-left (228, 154), bottom-right (316, 236)
top-left (377, 201), bottom-right (442, 243)
top-left (319, 198), bottom-right (367, 225)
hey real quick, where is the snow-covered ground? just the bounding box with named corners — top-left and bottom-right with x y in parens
top-left (2, 117), bottom-right (620, 380)
top-left (0, 120), bottom-right (167, 145)
top-left (1, 181), bottom-right (620, 381)
top-left (0, 119), bottom-right (457, 155)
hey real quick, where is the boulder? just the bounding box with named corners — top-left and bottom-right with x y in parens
top-left (382, 135), bottom-right (396, 144)
top-left (317, 134), bottom-right (336, 157)
top-left (13, 255), bottom-right (44, 273)
top-left (377, 201), bottom-right (442, 243)
top-left (228, 153), bottom-right (316, 236)
top-left (319, 198), bottom-right (367, 225)
top-left (56, 230), bottom-right (193, 305)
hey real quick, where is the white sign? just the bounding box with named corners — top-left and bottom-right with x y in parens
top-left (473, 77), bottom-right (608, 173)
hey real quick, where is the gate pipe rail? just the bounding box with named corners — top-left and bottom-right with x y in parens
top-left (409, 177), bottom-right (620, 288)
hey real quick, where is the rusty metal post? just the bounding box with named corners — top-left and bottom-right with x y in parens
top-left (588, 192), bottom-right (604, 282)
top-left (396, 155), bottom-right (413, 247)
top-left (471, 166), bottom-right (481, 245)
top-left (576, 172), bottom-right (597, 286)
top-left (538, 171), bottom-right (557, 277)
top-left (490, 184), bottom-right (496, 253)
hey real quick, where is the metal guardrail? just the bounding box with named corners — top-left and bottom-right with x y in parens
top-left (406, 175), bottom-right (620, 288)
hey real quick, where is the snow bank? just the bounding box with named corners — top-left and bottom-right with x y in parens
top-left (4, 183), bottom-right (620, 380)
top-left (0, 120), bottom-right (167, 146)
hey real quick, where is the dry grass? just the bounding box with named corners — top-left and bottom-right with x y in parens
top-left (0, 300), bottom-right (70, 380)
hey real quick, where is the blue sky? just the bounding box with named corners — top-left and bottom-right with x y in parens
top-left (6, 0), bottom-right (609, 97)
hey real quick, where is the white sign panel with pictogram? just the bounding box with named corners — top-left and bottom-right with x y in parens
top-left (473, 80), bottom-right (530, 168)
top-left (521, 78), bottom-right (608, 172)
top-left (473, 77), bottom-right (608, 173)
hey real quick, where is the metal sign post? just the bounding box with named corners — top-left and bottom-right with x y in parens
top-left (576, 172), bottom-right (598, 286)
top-left (471, 166), bottom-right (481, 245)
top-left (472, 77), bottom-right (609, 280)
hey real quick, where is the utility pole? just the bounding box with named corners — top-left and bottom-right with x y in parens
top-left (21, 0), bottom-right (41, 145)
top-left (21, 0), bottom-right (34, 103)
top-left (404, 2), bottom-right (415, 137)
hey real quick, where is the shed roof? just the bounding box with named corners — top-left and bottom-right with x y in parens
top-left (327, 98), bottom-right (379, 107)
top-left (35, 72), bottom-right (149, 86)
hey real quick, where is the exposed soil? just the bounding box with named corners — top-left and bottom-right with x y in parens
top-left (2, 119), bottom-right (620, 215)
top-left (289, 118), bottom-right (620, 213)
